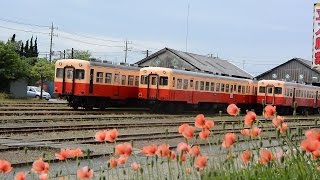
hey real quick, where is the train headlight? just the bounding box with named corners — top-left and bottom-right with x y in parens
top-left (79, 63), bottom-right (82, 67)
top-left (163, 71), bottom-right (166, 74)
top-left (59, 62), bottom-right (62, 66)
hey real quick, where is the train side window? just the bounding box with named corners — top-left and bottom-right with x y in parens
top-left (210, 82), bottom-right (215, 91)
top-left (183, 79), bottom-right (188, 89)
top-left (195, 81), bottom-right (199, 90)
top-left (200, 81), bottom-right (204, 91)
top-left (259, 86), bottom-right (266, 93)
top-left (242, 86), bottom-right (245, 94)
top-left (114, 74), bottom-right (119, 84)
top-left (205, 82), bottom-right (210, 91)
top-left (225, 84), bottom-right (229, 92)
top-left (67, 69), bottom-right (73, 79)
top-left (135, 76), bottom-right (139, 86)
top-left (233, 85), bottom-right (237, 92)
top-left (275, 87), bottom-right (282, 94)
top-left (190, 80), bottom-right (194, 89)
top-left (96, 72), bottom-right (103, 83)
top-left (105, 73), bottom-right (112, 84)
top-left (267, 87), bottom-right (273, 94)
top-left (289, 89), bottom-right (293, 97)
top-left (221, 83), bottom-right (225, 92)
top-left (128, 75), bottom-right (134, 86)
top-left (75, 69), bottom-right (85, 80)
top-left (255, 87), bottom-right (257, 94)
top-left (160, 76), bottom-right (168, 86)
top-left (177, 79), bottom-right (182, 89)
top-left (172, 77), bottom-right (175, 87)
top-left (121, 75), bottom-right (126, 85)
top-left (216, 83), bottom-right (220, 92)
top-left (56, 68), bottom-right (63, 78)
top-left (238, 85), bottom-right (242, 93)
top-left (140, 75), bottom-right (148, 85)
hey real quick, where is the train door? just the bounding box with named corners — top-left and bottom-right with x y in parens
top-left (265, 85), bottom-right (274, 104)
top-left (230, 85), bottom-right (234, 99)
top-left (62, 66), bottom-right (75, 95)
top-left (113, 73), bottom-right (120, 96)
top-left (89, 69), bottom-right (94, 94)
top-left (190, 79), bottom-right (194, 103)
top-left (292, 88), bottom-right (296, 106)
top-left (314, 91), bottom-right (318, 108)
top-left (147, 74), bottom-right (158, 99)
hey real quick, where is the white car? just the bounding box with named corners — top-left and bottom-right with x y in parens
top-left (26, 86), bottom-right (51, 100)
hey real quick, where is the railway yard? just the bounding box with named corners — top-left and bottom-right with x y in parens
top-left (0, 100), bottom-right (319, 178)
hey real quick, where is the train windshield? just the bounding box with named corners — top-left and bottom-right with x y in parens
top-left (259, 86), bottom-right (266, 93)
top-left (140, 75), bottom-right (148, 85)
top-left (159, 76), bottom-right (168, 86)
top-left (56, 68), bottom-right (63, 78)
top-left (274, 87), bottom-right (282, 94)
top-left (75, 69), bottom-right (85, 80)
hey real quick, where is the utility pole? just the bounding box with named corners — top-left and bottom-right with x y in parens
top-left (49, 22), bottom-right (57, 63)
top-left (124, 39), bottom-right (132, 63)
top-left (142, 50), bottom-right (152, 58)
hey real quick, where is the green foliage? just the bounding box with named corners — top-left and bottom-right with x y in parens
top-left (67, 49), bottom-right (91, 60)
top-left (30, 59), bottom-right (55, 81)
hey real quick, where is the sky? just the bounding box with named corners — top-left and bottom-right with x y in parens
top-left (0, 0), bottom-right (318, 76)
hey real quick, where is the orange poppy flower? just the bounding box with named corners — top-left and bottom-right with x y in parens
top-left (264, 105), bottom-right (276, 119)
top-left (260, 149), bottom-right (275, 165)
top-left (199, 129), bottom-right (210, 140)
top-left (131, 162), bottom-right (140, 171)
top-left (109, 157), bottom-right (118, 168)
top-left (156, 144), bottom-right (170, 157)
top-left (240, 129), bottom-right (250, 136)
top-left (240, 150), bottom-right (252, 163)
top-left (182, 125), bottom-right (195, 139)
top-left (177, 142), bottom-right (190, 153)
top-left (32, 159), bottom-right (49, 174)
top-left (300, 138), bottom-right (320, 152)
top-left (117, 156), bottom-right (127, 165)
top-left (312, 150), bottom-right (320, 159)
top-left (178, 123), bottom-right (190, 133)
top-left (94, 130), bottom-right (107, 142)
top-left (195, 114), bottom-right (206, 128)
top-left (15, 172), bottom-right (26, 180)
top-left (227, 104), bottom-right (240, 116)
top-left (55, 148), bottom-right (72, 161)
top-left (279, 123), bottom-right (288, 134)
top-left (105, 129), bottom-right (119, 142)
top-left (170, 151), bottom-right (176, 160)
top-left (115, 143), bottom-right (132, 157)
top-left (222, 133), bottom-right (236, 148)
top-left (179, 152), bottom-right (187, 162)
top-left (39, 173), bottom-right (48, 180)
top-left (0, 160), bottom-right (13, 174)
top-left (141, 144), bottom-right (158, 156)
top-left (204, 120), bottom-right (214, 129)
top-left (250, 127), bottom-right (262, 137)
top-left (305, 129), bottom-right (320, 141)
top-left (272, 115), bottom-right (285, 127)
top-left (194, 155), bottom-right (208, 170)
top-left (77, 166), bottom-right (94, 179)
top-left (244, 111), bottom-right (256, 127)
top-left (190, 145), bottom-right (201, 157)
top-left (70, 148), bottom-right (83, 158)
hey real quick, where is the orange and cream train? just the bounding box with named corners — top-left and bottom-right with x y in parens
top-left (54, 59), bottom-right (140, 110)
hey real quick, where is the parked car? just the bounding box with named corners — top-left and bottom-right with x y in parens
top-left (27, 86), bottom-right (51, 100)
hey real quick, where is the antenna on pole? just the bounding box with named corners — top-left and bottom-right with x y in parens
top-left (185, 3), bottom-right (190, 52)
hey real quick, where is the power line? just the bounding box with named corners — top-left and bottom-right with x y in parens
top-left (57, 30), bottom-right (124, 43)
top-left (0, 25), bottom-right (49, 35)
top-left (57, 35), bottom-right (124, 47)
top-left (0, 18), bottom-right (50, 28)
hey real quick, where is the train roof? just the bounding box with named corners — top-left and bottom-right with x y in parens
top-left (259, 79), bottom-right (320, 89)
top-left (56, 59), bottom-right (141, 70)
top-left (141, 67), bottom-right (254, 83)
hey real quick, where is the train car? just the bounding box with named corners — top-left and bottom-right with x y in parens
top-left (257, 80), bottom-right (320, 114)
top-left (54, 59), bottom-right (140, 110)
top-left (138, 67), bottom-right (257, 113)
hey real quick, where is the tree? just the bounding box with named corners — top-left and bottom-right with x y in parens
top-left (67, 49), bottom-right (91, 60)
top-left (0, 41), bottom-right (30, 91)
top-left (30, 59), bottom-right (54, 99)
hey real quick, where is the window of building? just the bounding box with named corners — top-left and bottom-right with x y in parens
top-left (210, 82), bottom-right (215, 91)
top-left (177, 79), bottom-right (182, 89)
top-left (216, 83), bottom-right (220, 92)
top-left (195, 81), bottom-right (199, 90)
top-left (105, 73), bottom-right (112, 84)
top-left (274, 87), bottom-right (282, 94)
top-left (128, 75), bottom-right (134, 86)
top-left (135, 76), bottom-right (139, 86)
top-left (205, 82), bottom-right (210, 91)
top-left (140, 75), bottom-right (148, 85)
top-left (56, 68), bottom-right (63, 78)
top-left (200, 81), bottom-right (204, 91)
top-left (121, 75), bottom-right (126, 85)
top-left (96, 72), bottom-right (103, 83)
top-left (160, 76), bottom-right (168, 86)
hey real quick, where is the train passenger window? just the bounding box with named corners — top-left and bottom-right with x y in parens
top-left (75, 69), bottom-right (85, 80)
top-left (183, 79), bottom-right (188, 89)
top-left (246, 86), bottom-right (249, 93)
top-left (242, 86), bottom-right (245, 94)
top-left (56, 68), bottom-right (63, 78)
top-left (289, 89), bottom-right (293, 97)
top-left (195, 81), bottom-right (199, 90)
top-left (233, 85), bottom-right (237, 92)
top-left (122, 75), bottom-right (126, 85)
top-left (230, 85), bottom-right (233, 93)
top-left (259, 86), bottom-right (266, 93)
top-left (255, 87), bottom-right (257, 94)
top-left (67, 69), bottom-right (73, 79)
top-left (205, 82), bottom-right (210, 91)
top-left (274, 87), bottom-right (282, 94)
top-left (114, 74), bottom-right (119, 84)
top-left (225, 84), bottom-right (229, 92)
top-left (151, 77), bottom-right (157, 85)
top-left (190, 80), bottom-right (194, 89)
top-left (210, 82), bottom-right (215, 91)
top-left (128, 75), bottom-right (134, 86)
top-left (135, 76), bottom-right (139, 86)
top-left (140, 75), bottom-right (148, 85)
top-left (221, 83), bottom-right (225, 92)
top-left (160, 76), bottom-right (168, 86)
top-left (173, 77), bottom-right (175, 87)
top-left (105, 73), bottom-right (112, 84)
top-left (238, 85), bottom-right (242, 93)
top-left (177, 79), bottom-right (182, 89)
top-left (216, 83), bottom-right (220, 92)
top-left (200, 81), bottom-right (204, 91)
top-left (96, 72), bottom-right (103, 83)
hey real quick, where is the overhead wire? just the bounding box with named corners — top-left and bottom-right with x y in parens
top-left (57, 30), bottom-right (124, 43)
top-left (0, 18), bottom-right (50, 28)
top-left (0, 25), bottom-right (50, 35)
